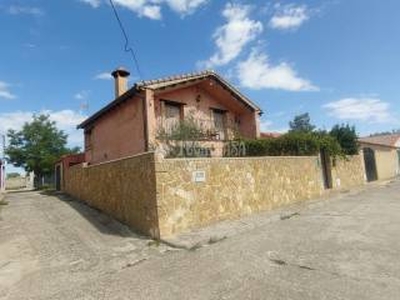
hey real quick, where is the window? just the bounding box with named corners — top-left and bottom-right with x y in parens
top-left (164, 102), bottom-right (182, 134)
top-left (213, 110), bottom-right (226, 140)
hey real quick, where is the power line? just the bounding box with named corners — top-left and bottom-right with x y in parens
top-left (108, 0), bottom-right (144, 79)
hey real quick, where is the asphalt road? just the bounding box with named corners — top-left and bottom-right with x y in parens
top-left (1, 180), bottom-right (400, 300)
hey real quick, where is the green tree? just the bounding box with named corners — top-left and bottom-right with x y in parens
top-left (289, 113), bottom-right (316, 133)
top-left (5, 114), bottom-right (78, 187)
top-left (329, 124), bottom-right (359, 155)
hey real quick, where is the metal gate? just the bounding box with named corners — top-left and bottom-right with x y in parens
top-left (363, 148), bottom-right (378, 182)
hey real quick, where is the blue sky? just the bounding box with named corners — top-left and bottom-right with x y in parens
top-left (1, 0), bottom-right (400, 161)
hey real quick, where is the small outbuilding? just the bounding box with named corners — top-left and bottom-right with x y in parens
top-left (359, 134), bottom-right (400, 182)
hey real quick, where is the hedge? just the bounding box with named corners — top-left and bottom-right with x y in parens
top-left (227, 132), bottom-right (343, 157)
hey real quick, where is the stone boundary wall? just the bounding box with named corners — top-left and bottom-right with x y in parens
top-left (63, 153), bottom-right (366, 238)
top-left (156, 155), bottom-right (366, 236)
top-left (331, 155), bottom-right (366, 190)
top-left (5, 177), bottom-right (29, 190)
top-left (64, 152), bottom-right (159, 238)
top-left (155, 156), bottom-right (325, 236)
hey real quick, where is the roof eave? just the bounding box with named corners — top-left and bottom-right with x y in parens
top-left (77, 87), bottom-right (139, 129)
top-left (137, 72), bottom-right (263, 114)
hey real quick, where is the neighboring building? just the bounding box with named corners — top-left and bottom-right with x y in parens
top-left (359, 134), bottom-right (400, 181)
top-left (260, 132), bottom-right (282, 139)
top-left (78, 68), bottom-right (262, 164)
top-left (54, 153), bottom-right (85, 191)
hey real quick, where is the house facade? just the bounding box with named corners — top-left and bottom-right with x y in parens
top-left (359, 134), bottom-right (400, 181)
top-left (78, 69), bottom-right (262, 164)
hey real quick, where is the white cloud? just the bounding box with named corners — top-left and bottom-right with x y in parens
top-left (94, 72), bottom-right (113, 80)
top-left (201, 3), bottom-right (263, 68)
top-left (323, 98), bottom-right (395, 123)
top-left (237, 50), bottom-right (318, 91)
top-left (79, 0), bottom-right (102, 8)
top-left (80, 0), bottom-right (207, 19)
top-left (0, 110), bottom-right (87, 147)
top-left (260, 120), bottom-right (273, 131)
top-left (165, 0), bottom-right (208, 15)
top-left (260, 119), bottom-right (288, 134)
top-left (74, 90), bottom-right (90, 100)
top-left (269, 3), bottom-right (310, 30)
top-left (113, 0), bottom-right (162, 20)
top-left (0, 81), bottom-right (16, 100)
top-left (7, 5), bottom-right (44, 16)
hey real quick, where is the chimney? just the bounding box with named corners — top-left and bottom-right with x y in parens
top-left (111, 67), bottom-right (130, 98)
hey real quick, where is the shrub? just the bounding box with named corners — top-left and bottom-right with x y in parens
top-left (231, 131), bottom-right (343, 158)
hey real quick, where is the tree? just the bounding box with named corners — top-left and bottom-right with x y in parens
top-left (5, 114), bottom-right (78, 187)
top-left (329, 124), bottom-right (359, 155)
top-left (369, 129), bottom-right (400, 137)
top-left (289, 113), bottom-right (316, 133)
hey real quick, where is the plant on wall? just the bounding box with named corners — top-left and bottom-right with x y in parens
top-left (156, 116), bottom-right (212, 158)
top-left (231, 131), bottom-right (343, 158)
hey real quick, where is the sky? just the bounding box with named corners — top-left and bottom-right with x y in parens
top-left (1, 0), bottom-right (400, 172)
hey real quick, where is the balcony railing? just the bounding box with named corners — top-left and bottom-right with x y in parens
top-left (156, 117), bottom-right (239, 141)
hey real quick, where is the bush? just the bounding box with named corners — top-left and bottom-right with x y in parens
top-left (232, 131), bottom-right (343, 157)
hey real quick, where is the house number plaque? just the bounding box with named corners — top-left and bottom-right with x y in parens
top-left (192, 171), bottom-right (206, 183)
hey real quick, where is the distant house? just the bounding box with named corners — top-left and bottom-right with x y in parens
top-left (260, 132), bottom-right (282, 139)
top-left (359, 134), bottom-right (400, 181)
top-left (78, 68), bottom-right (263, 164)
top-left (54, 153), bottom-right (85, 191)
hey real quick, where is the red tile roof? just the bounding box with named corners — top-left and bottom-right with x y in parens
top-left (78, 70), bottom-right (262, 129)
top-left (260, 132), bottom-right (282, 138)
top-left (136, 70), bottom-right (262, 112)
top-left (359, 134), bottom-right (400, 148)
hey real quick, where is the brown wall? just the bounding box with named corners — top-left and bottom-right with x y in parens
top-left (155, 156), bottom-right (325, 236)
top-left (331, 155), bottom-right (366, 190)
top-left (155, 155), bottom-right (366, 237)
top-left (64, 152), bottom-right (159, 238)
top-left (85, 96), bottom-right (145, 164)
top-left (360, 144), bottom-right (400, 180)
top-left (63, 153), bottom-right (367, 238)
top-left (375, 148), bottom-right (399, 180)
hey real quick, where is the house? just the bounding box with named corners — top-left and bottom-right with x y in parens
top-left (260, 132), bottom-right (282, 139)
top-left (359, 134), bottom-right (400, 181)
top-left (78, 68), bottom-right (262, 164)
top-left (54, 153), bottom-right (85, 191)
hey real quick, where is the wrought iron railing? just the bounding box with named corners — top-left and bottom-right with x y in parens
top-left (156, 117), bottom-right (240, 141)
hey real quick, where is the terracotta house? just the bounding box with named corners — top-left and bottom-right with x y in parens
top-left (54, 153), bottom-right (85, 191)
top-left (359, 134), bottom-right (400, 182)
top-left (78, 68), bottom-right (263, 164)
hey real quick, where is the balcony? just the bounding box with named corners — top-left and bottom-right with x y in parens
top-left (156, 117), bottom-right (239, 141)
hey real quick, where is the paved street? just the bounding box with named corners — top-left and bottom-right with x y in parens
top-left (1, 180), bottom-right (400, 299)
